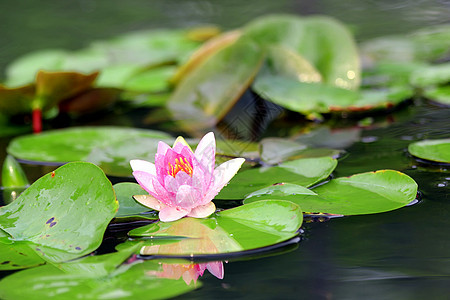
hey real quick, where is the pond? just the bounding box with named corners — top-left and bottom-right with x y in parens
top-left (0, 1), bottom-right (449, 299)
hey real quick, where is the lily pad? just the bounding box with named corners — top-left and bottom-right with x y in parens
top-left (7, 126), bottom-right (171, 166)
top-left (113, 182), bottom-right (156, 220)
top-left (245, 170), bottom-right (418, 215)
top-left (253, 73), bottom-right (413, 117)
top-left (409, 62), bottom-right (450, 88)
top-left (128, 200), bottom-right (303, 256)
top-left (217, 157), bottom-right (337, 199)
top-left (0, 250), bottom-right (198, 300)
top-left (243, 14), bottom-right (361, 90)
top-left (0, 162), bottom-right (118, 268)
top-left (167, 36), bottom-right (265, 131)
top-left (423, 86), bottom-right (450, 105)
top-left (4, 49), bottom-right (68, 87)
top-left (408, 139), bottom-right (450, 163)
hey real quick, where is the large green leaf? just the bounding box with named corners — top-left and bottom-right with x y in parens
top-left (408, 139), bottom-right (450, 163)
top-left (243, 14), bottom-right (361, 90)
top-left (85, 135), bottom-right (174, 177)
top-left (4, 49), bottom-right (67, 87)
top-left (410, 63), bottom-right (450, 88)
top-left (253, 73), bottom-right (413, 116)
top-left (245, 170), bottom-right (418, 215)
top-left (0, 162), bottom-right (118, 267)
top-left (0, 251), bottom-right (198, 300)
top-left (217, 157), bottom-right (337, 199)
top-left (128, 200), bottom-right (303, 256)
top-left (7, 126), bottom-right (171, 167)
top-left (423, 86), bottom-right (450, 105)
top-left (167, 36), bottom-right (265, 131)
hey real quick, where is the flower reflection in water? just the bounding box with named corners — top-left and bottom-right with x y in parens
top-left (148, 261), bottom-right (224, 285)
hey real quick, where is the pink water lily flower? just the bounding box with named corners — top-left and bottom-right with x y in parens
top-left (131, 132), bottom-right (245, 222)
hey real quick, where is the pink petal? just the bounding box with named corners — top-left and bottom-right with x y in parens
top-left (159, 206), bottom-right (190, 222)
top-left (164, 172), bottom-right (192, 194)
top-left (206, 261), bottom-right (224, 279)
top-left (204, 158), bottom-right (245, 201)
top-left (132, 171), bottom-right (157, 195)
top-left (130, 159), bottom-right (156, 175)
top-left (133, 195), bottom-right (166, 211)
top-left (157, 141), bottom-right (171, 155)
top-left (194, 132), bottom-right (216, 175)
top-left (173, 136), bottom-right (192, 150)
top-left (175, 185), bottom-right (200, 209)
top-left (152, 177), bottom-right (175, 205)
top-left (187, 202), bottom-right (216, 218)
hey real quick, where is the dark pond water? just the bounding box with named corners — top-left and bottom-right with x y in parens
top-left (1, 1), bottom-right (450, 299)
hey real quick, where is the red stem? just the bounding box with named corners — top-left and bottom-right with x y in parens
top-left (32, 108), bottom-right (42, 133)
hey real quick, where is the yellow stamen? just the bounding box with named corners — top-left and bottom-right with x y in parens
top-left (167, 157), bottom-right (193, 177)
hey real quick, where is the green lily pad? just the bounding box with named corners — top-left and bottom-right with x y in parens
top-left (253, 73), bottom-right (413, 116)
top-left (113, 182), bottom-right (156, 220)
top-left (167, 36), bottom-right (265, 132)
top-left (4, 49), bottom-right (67, 87)
top-left (7, 126), bottom-right (170, 166)
top-left (410, 63), bottom-right (450, 88)
top-left (1, 155), bottom-right (29, 188)
top-left (0, 162), bottom-right (118, 269)
top-left (243, 14), bottom-right (360, 90)
top-left (0, 250), bottom-right (198, 300)
top-left (217, 157), bottom-right (337, 200)
top-left (408, 139), bottom-right (450, 163)
top-left (423, 86), bottom-right (450, 105)
top-left (245, 170), bottom-right (418, 215)
top-left (128, 200), bottom-right (303, 256)
top-left (123, 65), bottom-right (177, 93)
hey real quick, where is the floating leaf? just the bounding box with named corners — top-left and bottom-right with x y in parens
top-left (245, 170), bottom-right (418, 215)
top-left (1, 155), bottom-right (29, 188)
top-left (243, 14), bottom-right (361, 90)
top-left (4, 49), bottom-right (67, 87)
top-left (34, 70), bottom-right (99, 111)
top-left (167, 36), bottom-right (265, 131)
top-left (410, 63), bottom-right (450, 88)
top-left (0, 162), bottom-right (118, 268)
top-left (266, 45), bottom-right (322, 83)
top-left (254, 73), bottom-right (412, 116)
top-left (171, 30), bottom-right (242, 84)
top-left (408, 139), bottom-right (450, 163)
top-left (128, 200), bottom-right (303, 256)
top-left (7, 126), bottom-right (170, 166)
top-left (217, 157), bottom-right (337, 200)
top-left (423, 86), bottom-right (450, 105)
top-left (113, 182), bottom-right (156, 220)
top-left (0, 84), bottom-right (36, 115)
top-left (0, 251), bottom-right (198, 299)
top-left (123, 65), bottom-right (177, 93)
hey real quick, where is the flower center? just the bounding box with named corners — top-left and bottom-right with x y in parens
top-left (167, 157), bottom-right (193, 177)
